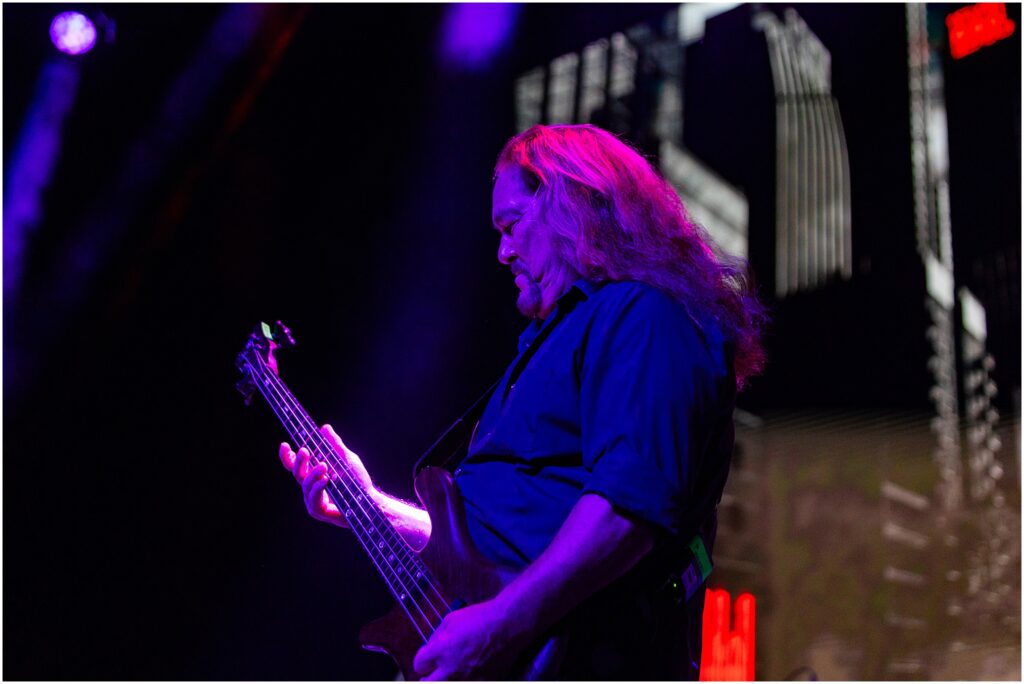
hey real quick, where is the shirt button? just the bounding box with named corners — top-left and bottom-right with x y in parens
top-left (454, 467), bottom-right (463, 477)
top-left (510, 383), bottom-right (516, 391)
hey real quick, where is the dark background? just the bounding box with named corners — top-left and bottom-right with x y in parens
top-left (3, 4), bottom-right (677, 678)
top-left (3, 3), bottom-right (1019, 679)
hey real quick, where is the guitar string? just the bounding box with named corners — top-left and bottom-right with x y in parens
top-left (252, 355), bottom-right (451, 621)
top-left (248, 354), bottom-right (446, 627)
top-left (247, 359), bottom-right (439, 641)
top-left (248, 353), bottom-right (450, 630)
top-left (259, 372), bottom-right (451, 629)
top-left (249, 352), bottom-right (450, 619)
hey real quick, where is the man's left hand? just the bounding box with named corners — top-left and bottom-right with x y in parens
top-left (412, 599), bottom-right (526, 681)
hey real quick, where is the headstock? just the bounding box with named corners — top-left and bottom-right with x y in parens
top-left (235, 320), bottom-right (295, 405)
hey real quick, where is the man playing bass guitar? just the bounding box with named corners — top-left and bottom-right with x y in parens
top-left (277, 124), bottom-right (766, 680)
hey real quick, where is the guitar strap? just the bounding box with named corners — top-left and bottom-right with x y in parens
top-left (411, 378), bottom-right (500, 478)
top-left (411, 294), bottom-right (578, 479)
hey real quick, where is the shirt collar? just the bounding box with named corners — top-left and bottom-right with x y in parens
top-left (568, 277), bottom-right (605, 301)
top-left (517, 278), bottom-right (606, 353)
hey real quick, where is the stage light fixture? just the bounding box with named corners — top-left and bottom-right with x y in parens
top-left (50, 11), bottom-right (97, 56)
top-left (439, 3), bottom-right (519, 71)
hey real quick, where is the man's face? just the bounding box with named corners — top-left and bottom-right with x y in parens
top-left (491, 167), bottom-right (576, 319)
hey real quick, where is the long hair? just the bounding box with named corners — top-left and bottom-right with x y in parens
top-left (496, 124), bottom-right (767, 390)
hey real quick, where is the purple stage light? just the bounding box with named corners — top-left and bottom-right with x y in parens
top-left (50, 12), bottom-right (97, 56)
top-left (4, 58), bottom-right (81, 301)
top-left (439, 3), bottom-right (520, 72)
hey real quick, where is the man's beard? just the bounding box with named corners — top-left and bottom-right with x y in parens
top-left (515, 275), bottom-right (544, 319)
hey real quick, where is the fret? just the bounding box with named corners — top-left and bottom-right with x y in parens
top-left (240, 343), bottom-right (450, 639)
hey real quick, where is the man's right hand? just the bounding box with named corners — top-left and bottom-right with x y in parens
top-left (278, 424), bottom-right (375, 530)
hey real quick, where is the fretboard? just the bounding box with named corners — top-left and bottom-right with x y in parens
top-left (246, 363), bottom-right (440, 618)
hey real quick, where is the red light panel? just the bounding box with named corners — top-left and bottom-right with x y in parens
top-left (700, 588), bottom-right (756, 681)
top-left (947, 3), bottom-right (1015, 60)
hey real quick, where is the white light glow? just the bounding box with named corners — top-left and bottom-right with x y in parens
top-left (50, 12), bottom-right (97, 56)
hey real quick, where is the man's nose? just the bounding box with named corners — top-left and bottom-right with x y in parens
top-left (497, 236), bottom-right (516, 265)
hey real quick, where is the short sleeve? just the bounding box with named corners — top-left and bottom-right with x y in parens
top-left (579, 285), bottom-right (724, 536)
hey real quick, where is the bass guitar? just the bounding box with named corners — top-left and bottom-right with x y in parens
top-left (236, 321), bottom-right (565, 680)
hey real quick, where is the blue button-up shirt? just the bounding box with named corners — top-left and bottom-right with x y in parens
top-left (455, 279), bottom-right (736, 570)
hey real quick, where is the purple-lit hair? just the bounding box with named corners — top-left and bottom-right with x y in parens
top-left (496, 124), bottom-right (767, 389)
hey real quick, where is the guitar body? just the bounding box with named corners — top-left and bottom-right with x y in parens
top-left (358, 466), bottom-right (566, 680)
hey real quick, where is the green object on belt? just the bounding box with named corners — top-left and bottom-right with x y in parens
top-left (688, 535), bottom-right (713, 582)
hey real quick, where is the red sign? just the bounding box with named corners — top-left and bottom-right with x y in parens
top-left (700, 589), bottom-right (756, 681)
top-left (947, 3), bottom-right (1015, 59)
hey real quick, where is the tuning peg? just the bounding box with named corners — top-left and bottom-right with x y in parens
top-left (273, 320), bottom-right (296, 350)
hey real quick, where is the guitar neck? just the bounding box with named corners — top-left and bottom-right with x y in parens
top-left (248, 365), bottom-right (427, 599)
